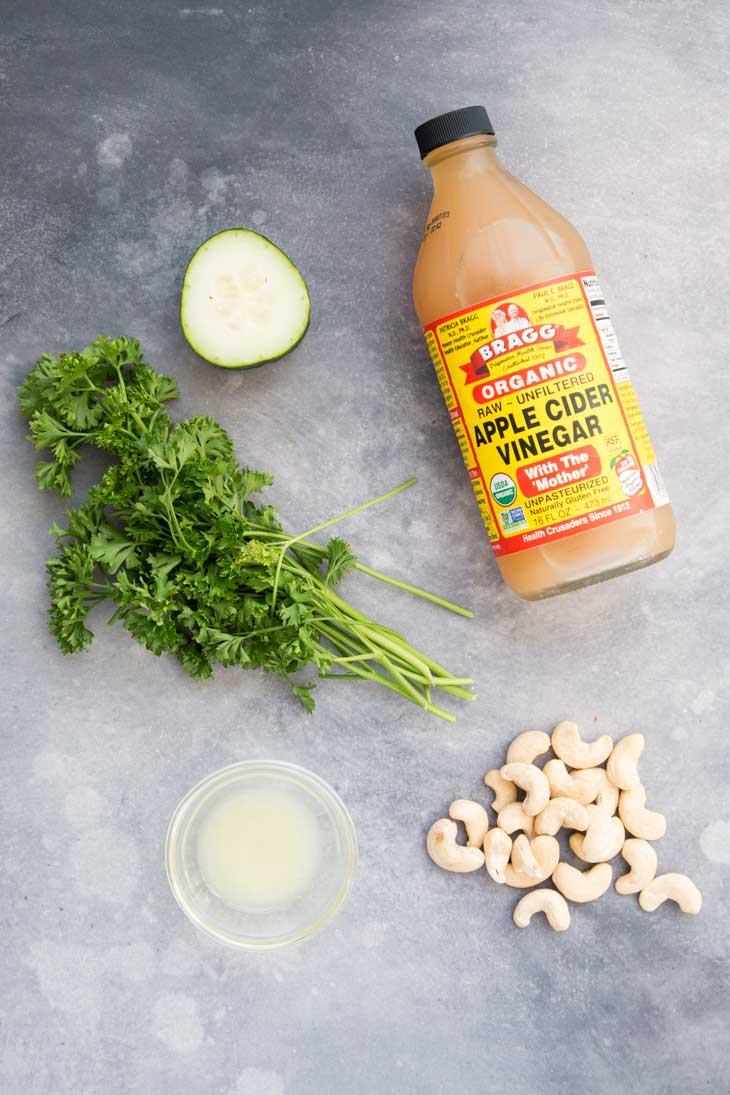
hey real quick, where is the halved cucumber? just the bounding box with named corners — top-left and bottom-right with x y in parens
top-left (180, 228), bottom-right (310, 368)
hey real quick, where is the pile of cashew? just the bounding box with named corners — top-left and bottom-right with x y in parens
top-left (426, 721), bottom-right (702, 931)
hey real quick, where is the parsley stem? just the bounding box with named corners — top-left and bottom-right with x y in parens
top-left (290, 539), bottom-right (472, 618)
top-left (296, 478), bottom-right (418, 541)
top-left (84, 591), bottom-right (112, 603)
top-left (112, 363), bottom-right (128, 399)
top-left (357, 624), bottom-right (434, 683)
top-left (160, 489), bottom-right (194, 555)
top-left (246, 520), bottom-right (473, 618)
top-left (319, 591), bottom-right (475, 700)
top-left (270, 478), bottom-right (417, 611)
top-left (327, 653), bottom-right (382, 665)
top-left (129, 408), bottom-right (148, 434)
top-left (316, 620), bottom-right (469, 703)
top-left (351, 624), bottom-right (432, 703)
top-left (351, 562), bottom-right (473, 617)
top-left (319, 671), bottom-right (456, 723)
top-left (377, 650), bottom-right (431, 708)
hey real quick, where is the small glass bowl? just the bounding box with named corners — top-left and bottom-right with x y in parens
top-left (165, 760), bottom-right (357, 950)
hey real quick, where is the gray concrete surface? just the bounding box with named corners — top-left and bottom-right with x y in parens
top-left (2, 1), bottom-right (729, 1092)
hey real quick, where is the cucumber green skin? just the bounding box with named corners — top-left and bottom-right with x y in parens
top-left (180, 228), bottom-right (311, 369)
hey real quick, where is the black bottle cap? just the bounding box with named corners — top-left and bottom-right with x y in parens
top-left (414, 106), bottom-right (494, 159)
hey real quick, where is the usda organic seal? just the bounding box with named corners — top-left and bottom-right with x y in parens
top-left (490, 473), bottom-right (517, 507)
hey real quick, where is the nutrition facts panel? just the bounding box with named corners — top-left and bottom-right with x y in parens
top-left (582, 275), bottom-right (630, 383)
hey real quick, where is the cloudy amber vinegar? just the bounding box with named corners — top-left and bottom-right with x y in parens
top-left (413, 111), bottom-right (674, 599)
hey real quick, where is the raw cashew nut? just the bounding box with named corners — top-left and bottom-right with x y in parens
top-left (551, 721), bottom-right (613, 769)
top-left (484, 769), bottom-right (518, 813)
top-left (615, 838), bottom-right (658, 895)
top-left (572, 768), bottom-right (619, 815)
top-left (426, 819), bottom-right (485, 873)
top-left (506, 730), bottom-right (551, 766)
top-left (504, 836), bottom-right (560, 888)
top-left (639, 874), bottom-right (702, 915)
top-left (500, 763), bottom-right (550, 816)
top-left (497, 801), bottom-right (534, 837)
top-left (552, 861), bottom-right (613, 903)
top-left (618, 787), bottom-right (667, 841)
top-left (511, 834), bottom-right (542, 879)
top-left (606, 733), bottom-right (645, 791)
top-left (448, 799), bottom-right (489, 847)
top-left (534, 797), bottom-right (590, 836)
top-left (513, 888), bottom-right (570, 931)
top-left (570, 806), bottom-right (625, 863)
top-left (543, 759), bottom-right (598, 806)
top-left (484, 828), bottom-right (512, 884)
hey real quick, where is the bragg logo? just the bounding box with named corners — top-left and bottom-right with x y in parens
top-left (463, 299), bottom-right (584, 382)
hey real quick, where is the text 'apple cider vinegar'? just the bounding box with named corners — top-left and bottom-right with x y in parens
top-left (412, 106), bottom-right (675, 599)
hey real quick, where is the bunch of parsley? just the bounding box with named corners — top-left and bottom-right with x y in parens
top-left (18, 337), bottom-right (474, 719)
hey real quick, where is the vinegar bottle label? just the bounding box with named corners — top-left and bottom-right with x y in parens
top-left (423, 272), bottom-right (670, 556)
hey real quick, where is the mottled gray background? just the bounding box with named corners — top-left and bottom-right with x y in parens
top-left (2, 1), bottom-right (729, 1093)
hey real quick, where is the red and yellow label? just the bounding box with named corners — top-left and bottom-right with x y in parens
top-left (424, 272), bottom-right (669, 556)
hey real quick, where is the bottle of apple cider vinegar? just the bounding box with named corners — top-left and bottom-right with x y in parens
top-left (413, 106), bottom-right (675, 599)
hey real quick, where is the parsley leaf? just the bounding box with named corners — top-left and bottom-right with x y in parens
top-left (291, 683), bottom-right (316, 715)
top-left (324, 537), bottom-right (356, 586)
